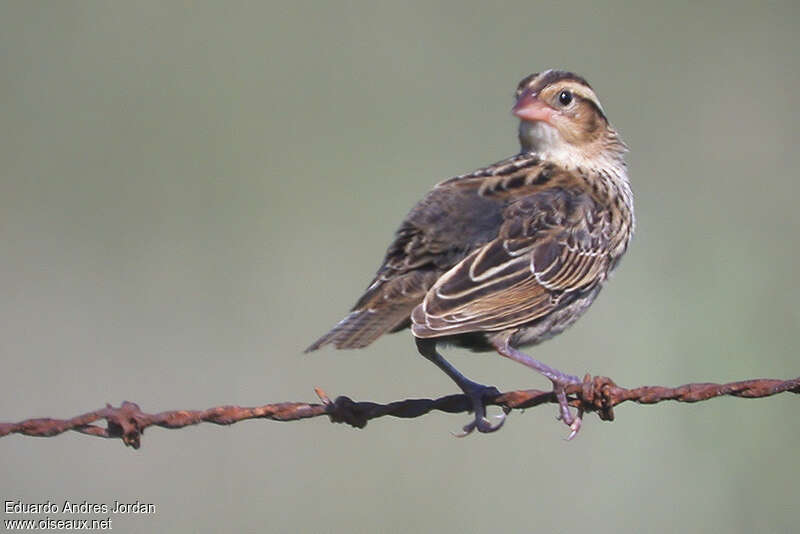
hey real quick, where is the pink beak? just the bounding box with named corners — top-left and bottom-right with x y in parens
top-left (512, 90), bottom-right (555, 124)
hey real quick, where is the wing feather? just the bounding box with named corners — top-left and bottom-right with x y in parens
top-left (412, 190), bottom-right (611, 338)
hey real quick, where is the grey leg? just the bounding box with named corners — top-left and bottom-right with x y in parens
top-left (492, 336), bottom-right (583, 439)
top-left (415, 337), bottom-right (506, 436)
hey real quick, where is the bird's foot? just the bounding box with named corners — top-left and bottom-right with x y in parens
top-left (452, 384), bottom-right (507, 437)
top-left (552, 379), bottom-right (583, 440)
top-left (490, 339), bottom-right (587, 439)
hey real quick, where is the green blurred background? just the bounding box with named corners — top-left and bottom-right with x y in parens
top-left (1, 2), bottom-right (798, 533)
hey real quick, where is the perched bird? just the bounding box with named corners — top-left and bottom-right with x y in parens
top-left (306, 70), bottom-right (634, 437)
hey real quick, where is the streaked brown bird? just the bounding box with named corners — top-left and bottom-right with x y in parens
top-left (307, 70), bottom-right (634, 437)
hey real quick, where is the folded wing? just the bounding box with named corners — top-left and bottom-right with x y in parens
top-left (411, 189), bottom-right (611, 337)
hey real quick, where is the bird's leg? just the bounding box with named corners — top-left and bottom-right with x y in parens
top-left (415, 337), bottom-right (506, 436)
top-left (491, 336), bottom-right (582, 439)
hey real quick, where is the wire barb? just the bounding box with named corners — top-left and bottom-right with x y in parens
top-left (1, 375), bottom-right (797, 449)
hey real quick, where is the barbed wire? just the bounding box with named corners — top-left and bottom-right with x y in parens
top-left (1, 375), bottom-right (797, 449)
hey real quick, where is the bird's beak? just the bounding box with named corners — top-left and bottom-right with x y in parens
top-left (512, 90), bottom-right (554, 124)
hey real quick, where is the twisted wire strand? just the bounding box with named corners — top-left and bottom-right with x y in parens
top-left (1, 376), bottom-right (797, 449)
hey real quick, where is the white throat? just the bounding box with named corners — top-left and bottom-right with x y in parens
top-left (518, 120), bottom-right (625, 176)
top-left (518, 121), bottom-right (561, 155)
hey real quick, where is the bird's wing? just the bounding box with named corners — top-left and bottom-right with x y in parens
top-left (306, 152), bottom-right (570, 351)
top-left (305, 188), bottom-right (504, 351)
top-left (411, 188), bottom-right (612, 337)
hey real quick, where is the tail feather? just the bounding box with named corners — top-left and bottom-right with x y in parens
top-left (306, 271), bottom-right (438, 352)
top-left (305, 303), bottom-right (417, 352)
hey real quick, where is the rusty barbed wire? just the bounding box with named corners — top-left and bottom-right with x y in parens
top-left (0, 375), bottom-right (797, 449)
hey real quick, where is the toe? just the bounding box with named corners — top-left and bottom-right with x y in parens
top-left (476, 412), bottom-right (506, 433)
top-left (451, 385), bottom-right (507, 437)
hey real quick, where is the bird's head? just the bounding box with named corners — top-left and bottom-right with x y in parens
top-left (513, 70), bottom-right (627, 170)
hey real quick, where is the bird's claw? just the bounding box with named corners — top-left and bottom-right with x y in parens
top-left (451, 384), bottom-right (506, 437)
top-left (554, 381), bottom-right (584, 440)
top-left (452, 412), bottom-right (506, 437)
top-left (565, 415), bottom-right (582, 441)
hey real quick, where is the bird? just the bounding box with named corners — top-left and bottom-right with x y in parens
top-left (306, 69), bottom-right (634, 438)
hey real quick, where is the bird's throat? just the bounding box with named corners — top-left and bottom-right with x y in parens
top-left (518, 120), bottom-right (562, 155)
top-left (518, 120), bottom-right (626, 176)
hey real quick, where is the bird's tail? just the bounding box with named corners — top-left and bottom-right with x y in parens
top-left (304, 302), bottom-right (416, 352)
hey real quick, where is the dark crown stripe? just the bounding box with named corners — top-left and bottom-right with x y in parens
top-left (516, 69), bottom-right (592, 98)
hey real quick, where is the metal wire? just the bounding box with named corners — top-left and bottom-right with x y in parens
top-left (1, 375), bottom-right (797, 449)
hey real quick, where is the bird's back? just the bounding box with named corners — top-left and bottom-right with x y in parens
top-left (305, 150), bottom-right (633, 353)
top-left (305, 168), bottom-right (508, 352)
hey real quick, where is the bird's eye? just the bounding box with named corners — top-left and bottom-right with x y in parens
top-left (558, 90), bottom-right (573, 106)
